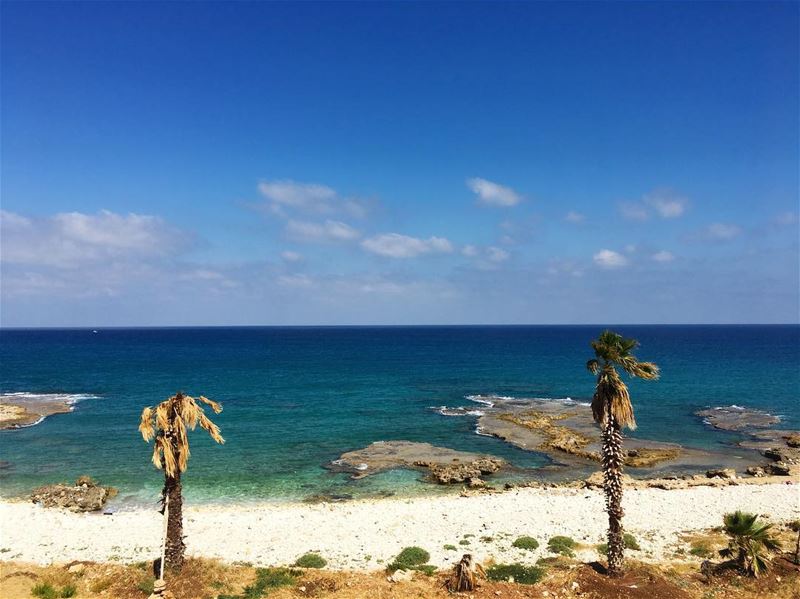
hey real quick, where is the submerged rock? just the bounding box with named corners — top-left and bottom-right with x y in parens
top-left (696, 406), bottom-right (781, 431)
top-left (329, 440), bottom-right (506, 486)
top-left (31, 476), bottom-right (117, 512)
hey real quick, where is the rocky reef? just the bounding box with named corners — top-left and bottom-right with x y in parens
top-left (329, 441), bottom-right (505, 487)
top-left (31, 476), bottom-right (117, 512)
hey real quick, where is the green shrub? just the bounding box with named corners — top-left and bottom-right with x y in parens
top-left (137, 576), bottom-right (156, 595)
top-left (443, 544), bottom-right (457, 551)
top-left (219, 567), bottom-right (302, 599)
top-left (293, 553), bottom-right (327, 568)
top-left (459, 539), bottom-right (470, 546)
top-left (512, 536), bottom-right (539, 551)
top-left (597, 535), bottom-right (638, 556)
top-left (31, 583), bottom-right (57, 599)
top-left (547, 536), bottom-right (577, 557)
top-left (59, 585), bottom-right (77, 598)
top-left (386, 546), bottom-right (433, 573)
top-left (623, 533), bottom-right (641, 551)
top-left (415, 564), bottom-right (437, 576)
top-left (689, 542), bottom-right (713, 558)
top-left (486, 563), bottom-right (546, 584)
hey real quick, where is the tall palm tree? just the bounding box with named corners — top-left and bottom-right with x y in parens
top-left (586, 330), bottom-right (659, 577)
top-left (720, 511), bottom-right (782, 577)
top-left (139, 392), bottom-right (224, 571)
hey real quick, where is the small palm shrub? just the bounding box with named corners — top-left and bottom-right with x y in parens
top-left (547, 536), bottom-right (577, 557)
top-left (294, 553), bottom-right (327, 568)
top-left (512, 536), bottom-right (539, 551)
top-left (720, 511), bottom-right (781, 577)
top-left (486, 563), bottom-right (546, 584)
top-left (788, 520), bottom-right (800, 565)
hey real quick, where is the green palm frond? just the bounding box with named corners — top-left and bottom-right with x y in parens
top-left (722, 511), bottom-right (782, 577)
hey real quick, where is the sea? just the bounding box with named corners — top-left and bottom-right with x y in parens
top-left (0, 325), bottom-right (797, 505)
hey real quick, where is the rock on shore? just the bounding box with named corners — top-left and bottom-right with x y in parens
top-left (31, 476), bottom-right (117, 512)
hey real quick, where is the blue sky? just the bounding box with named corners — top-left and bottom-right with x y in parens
top-left (1, 1), bottom-right (798, 326)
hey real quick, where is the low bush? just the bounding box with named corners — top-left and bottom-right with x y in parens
top-left (386, 546), bottom-right (433, 574)
top-left (31, 583), bottom-right (57, 599)
top-left (219, 567), bottom-right (301, 599)
top-left (512, 536), bottom-right (539, 551)
top-left (486, 563), bottom-right (546, 584)
top-left (293, 553), bottom-right (327, 568)
top-left (547, 535), bottom-right (577, 557)
top-left (623, 533), bottom-right (641, 551)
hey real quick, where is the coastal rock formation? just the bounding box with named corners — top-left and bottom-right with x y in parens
top-left (0, 393), bottom-right (93, 430)
top-left (31, 476), bottom-right (117, 512)
top-left (706, 468), bottom-right (736, 479)
top-left (329, 441), bottom-right (506, 485)
top-left (696, 406), bottom-right (781, 431)
top-left (475, 396), bottom-right (737, 474)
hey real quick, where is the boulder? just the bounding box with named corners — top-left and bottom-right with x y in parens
top-left (31, 476), bottom-right (116, 512)
top-left (706, 468), bottom-right (736, 480)
top-left (745, 466), bottom-right (766, 477)
top-left (766, 462), bottom-right (791, 476)
top-left (785, 434), bottom-right (800, 448)
top-left (387, 569), bottom-right (414, 583)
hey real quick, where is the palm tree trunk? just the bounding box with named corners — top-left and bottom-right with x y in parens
top-left (794, 529), bottom-right (799, 565)
top-left (602, 414), bottom-right (625, 577)
top-left (163, 471), bottom-right (185, 571)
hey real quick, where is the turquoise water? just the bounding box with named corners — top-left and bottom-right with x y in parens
top-left (0, 325), bottom-right (797, 504)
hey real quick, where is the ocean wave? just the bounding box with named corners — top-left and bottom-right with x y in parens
top-left (430, 406), bottom-right (485, 417)
top-left (0, 392), bottom-right (99, 406)
top-left (465, 393), bottom-right (590, 408)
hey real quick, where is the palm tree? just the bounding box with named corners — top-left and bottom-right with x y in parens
top-left (586, 330), bottom-right (659, 577)
top-left (139, 392), bottom-right (224, 571)
top-left (720, 511), bottom-right (782, 577)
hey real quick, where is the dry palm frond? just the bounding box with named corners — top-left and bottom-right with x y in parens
top-left (155, 402), bottom-right (170, 433)
top-left (152, 436), bottom-right (164, 469)
top-left (180, 394), bottom-right (200, 429)
top-left (140, 392), bottom-right (224, 476)
top-left (139, 407), bottom-right (155, 441)
top-left (198, 395), bottom-right (223, 414)
top-left (592, 366), bottom-right (636, 430)
top-left (198, 411), bottom-right (225, 444)
top-left (623, 360), bottom-right (660, 380)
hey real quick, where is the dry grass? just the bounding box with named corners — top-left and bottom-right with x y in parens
top-left (1, 555), bottom-right (798, 599)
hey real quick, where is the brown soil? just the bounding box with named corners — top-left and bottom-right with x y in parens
top-left (2, 556), bottom-right (798, 599)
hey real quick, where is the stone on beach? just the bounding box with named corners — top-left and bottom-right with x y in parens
top-left (30, 476), bottom-right (117, 512)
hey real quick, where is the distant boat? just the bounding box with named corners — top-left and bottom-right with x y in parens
top-left (92, 330), bottom-right (98, 334)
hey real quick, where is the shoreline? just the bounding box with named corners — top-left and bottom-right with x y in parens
top-left (2, 481), bottom-right (797, 569)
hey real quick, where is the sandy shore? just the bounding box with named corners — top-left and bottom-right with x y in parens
top-left (1, 482), bottom-right (797, 569)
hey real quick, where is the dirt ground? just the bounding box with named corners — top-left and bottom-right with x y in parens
top-left (1, 554), bottom-right (799, 599)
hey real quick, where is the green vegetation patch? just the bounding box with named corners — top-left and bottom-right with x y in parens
top-left (689, 541), bottom-right (713, 558)
top-left (623, 533), bottom-right (641, 551)
top-left (547, 535), bottom-right (577, 557)
top-left (293, 553), bottom-right (327, 569)
top-left (219, 567), bottom-right (302, 599)
top-left (32, 583), bottom-right (77, 599)
top-left (486, 563), bottom-right (546, 585)
top-left (386, 546), bottom-right (435, 574)
top-left (512, 536), bottom-right (539, 551)
top-left (443, 544), bottom-right (457, 551)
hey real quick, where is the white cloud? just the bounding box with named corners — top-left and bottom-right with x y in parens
top-left (285, 219), bottom-right (360, 243)
top-left (0, 209), bottom-right (185, 268)
top-left (257, 179), bottom-right (368, 218)
top-left (652, 250), bottom-right (675, 263)
top-left (565, 210), bottom-right (585, 223)
top-left (618, 202), bottom-right (650, 221)
top-left (644, 190), bottom-right (689, 218)
top-left (466, 178), bottom-right (521, 207)
top-left (619, 189), bottom-right (689, 221)
top-left (461, 245), bottom-right (479, 257)
top-left (593, 249), bottom-right (629, 269)
top-left (280, 250), bottom-right (303, 262)
top-left (486, 246), bottom-right (510, 262)
top-left (361, 233), bottom-right (453, 258)
top-left (705, 223), bottom-right (741, 240)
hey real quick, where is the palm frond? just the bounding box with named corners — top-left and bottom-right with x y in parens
top-left (586, 359), bottom-right (600, 374)
top-left (198, 411), bottom-right (225, 444)
top-left (197, 395), bottom-right (223, 414)
top-left (138, 407), bottom-right (155, 441)
top-left (180, 394), bottom-right (200, 429)
top-left (151, 436), bottom-right (164, 469)
top-left (591, 365), bottom-right (636, 429)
